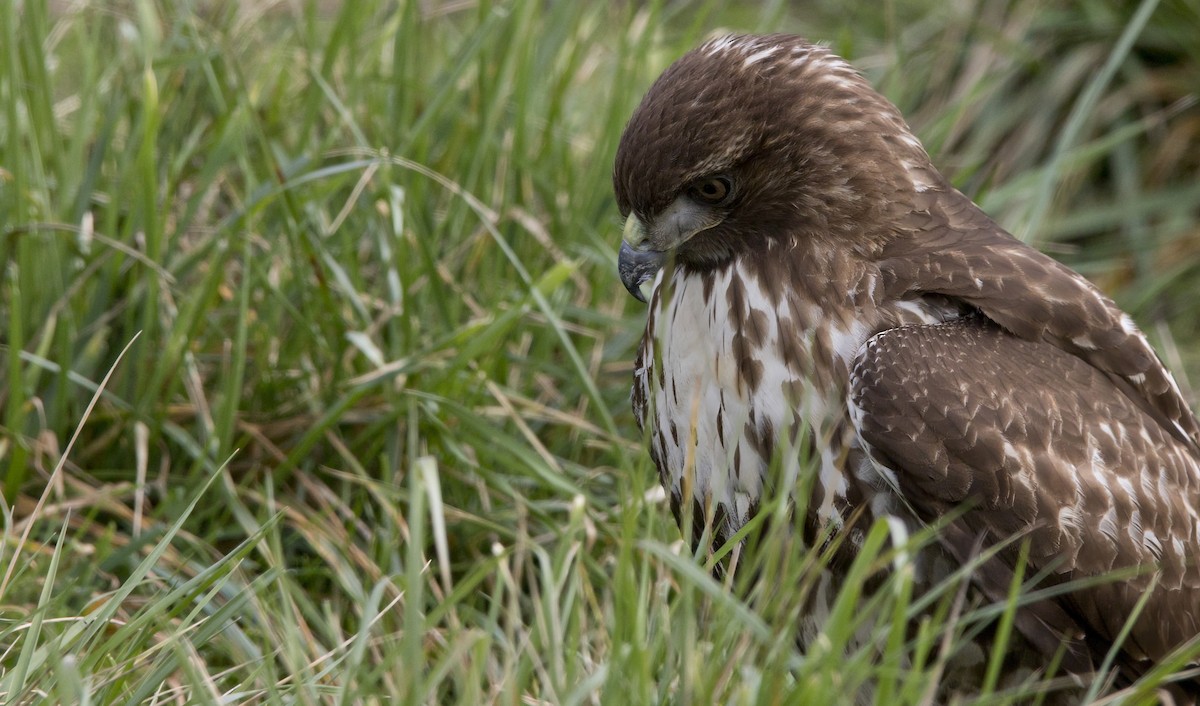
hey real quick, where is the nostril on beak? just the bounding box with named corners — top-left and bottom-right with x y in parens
top-left (623, 214), bottom-right (650, 250)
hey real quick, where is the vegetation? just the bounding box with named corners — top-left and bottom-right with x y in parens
top-left (2, 0), bottom-right (1197, 703)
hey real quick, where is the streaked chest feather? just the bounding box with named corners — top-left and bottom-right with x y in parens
top-left (633, 258), bottom-right (955, 541)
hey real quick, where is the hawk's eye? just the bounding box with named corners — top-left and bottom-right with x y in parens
top-left (688, 175), bottom-right (734, 206)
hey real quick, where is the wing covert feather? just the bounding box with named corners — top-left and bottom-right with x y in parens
top-left (879, 203), bottom-right (1200, 452)
top-left (849, 319), bottom-right (1200, 663)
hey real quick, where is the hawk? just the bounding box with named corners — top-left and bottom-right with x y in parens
top-left (614, 34), bottom-right (1200, 696)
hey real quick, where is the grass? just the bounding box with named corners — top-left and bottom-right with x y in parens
top-left (1, 0), bottom-right (1198, 703)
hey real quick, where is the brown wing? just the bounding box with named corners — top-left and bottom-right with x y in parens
top-left (878, 189), bottom-right (1200, 453)
top-left (849, 318), bottom-right (1200, 674)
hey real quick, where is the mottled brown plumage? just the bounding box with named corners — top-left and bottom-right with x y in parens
top-left (614, 33), bottom-right (1200, 697)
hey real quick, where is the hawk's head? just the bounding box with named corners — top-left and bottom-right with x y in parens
top-left (615, 34), bottom-right (939, 300)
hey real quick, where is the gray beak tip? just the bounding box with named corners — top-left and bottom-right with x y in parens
top-left (618, 241), bottom-right (664, 303)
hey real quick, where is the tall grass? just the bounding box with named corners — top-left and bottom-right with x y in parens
top-left (1, 0), bottom-right (1197, 703)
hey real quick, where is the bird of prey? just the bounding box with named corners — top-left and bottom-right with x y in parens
top-left (614, 33), bottom-right (1200, 695)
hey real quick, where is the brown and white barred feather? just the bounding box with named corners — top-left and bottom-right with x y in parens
top-left (849, 319), bottom-right (1200, 672)
top-left (632, 250), bottom-right (962, 548)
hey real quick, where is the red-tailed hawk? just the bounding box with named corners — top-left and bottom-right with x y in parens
top-left (614, 34), bottom-right (1200, 697)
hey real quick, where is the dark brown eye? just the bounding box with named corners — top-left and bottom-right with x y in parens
top-left (689, 175), bottom-right (734, 206)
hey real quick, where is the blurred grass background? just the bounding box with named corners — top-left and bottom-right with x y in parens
top-left (1, 0), bottom-right (1197, 703)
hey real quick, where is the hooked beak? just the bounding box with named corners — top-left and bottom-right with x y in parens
top-left (617, 198), bottom-right (720, 302)
top-left (618, 240), bottom-right (664, 303)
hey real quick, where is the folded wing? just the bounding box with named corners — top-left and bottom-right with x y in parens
top-left (849, 319), bottom-right (1200, 672)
